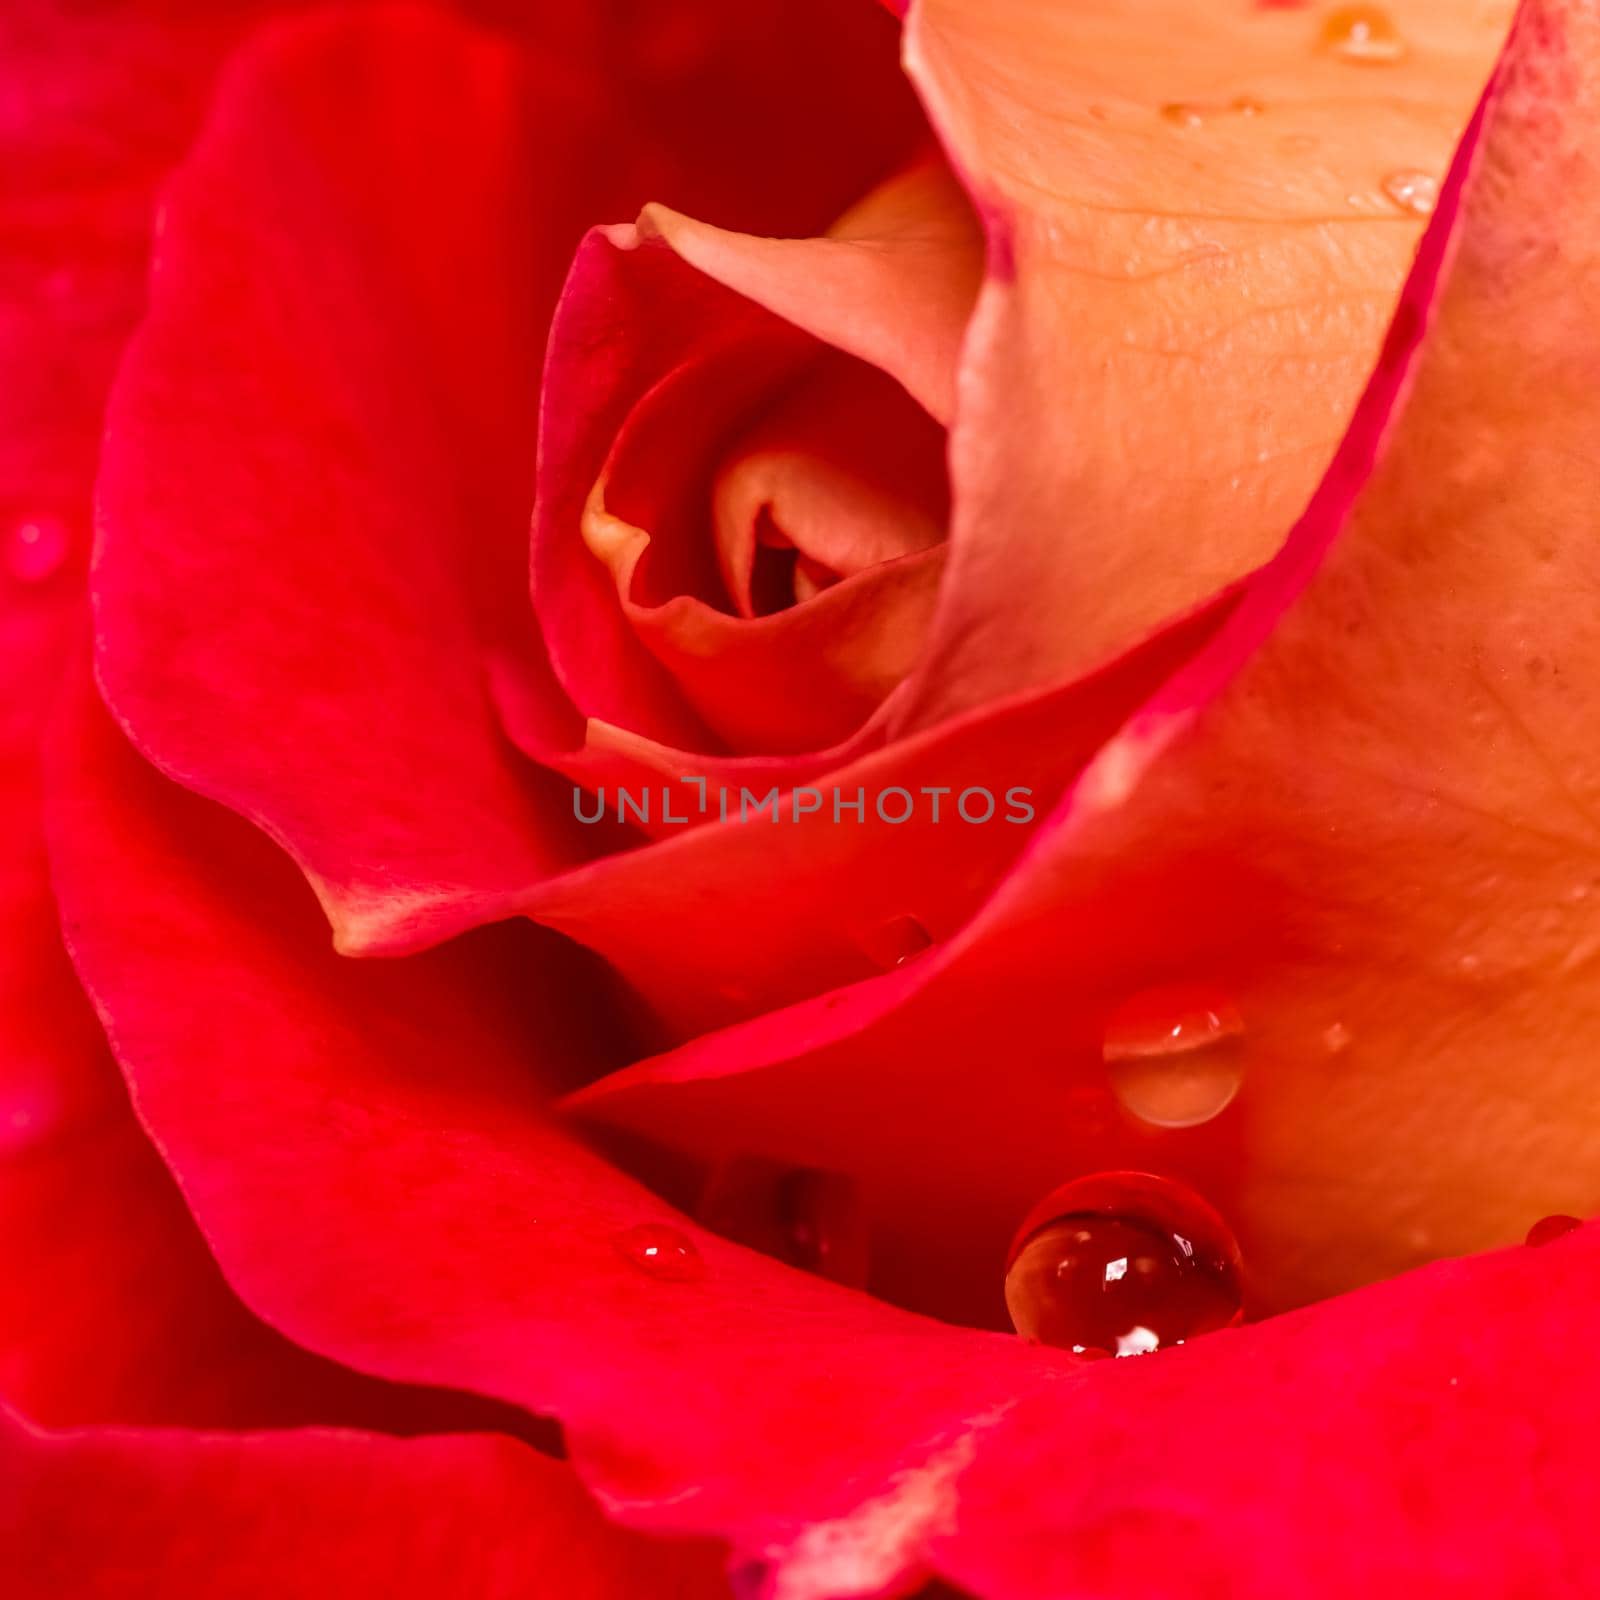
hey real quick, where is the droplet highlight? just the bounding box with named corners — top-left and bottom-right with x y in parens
top-left (1381, 169), bottom-right (1439, 216)
top-left (1526, 1214), bottom-right (1582, 1247)
top-left (1102, 983), bottom-right (1245, 1129)
top-left (6, 515), bottom-right (70, 583)
top-left (1160, 103), bottom-right (1205, 130)
top-left (1319, 5), bottom-right (1407, 64)
top-left (1005, 1171), bottom-right (1243, 1356)
top-left (613, 1222), bottom-right (705, 1281)
top-left (857, 913), bottom-right (933, 971)
top-left (699, 1157), bottom-right (869, 1286)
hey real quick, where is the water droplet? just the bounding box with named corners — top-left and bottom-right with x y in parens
top-left (6, 515), bottom-right (70, 583)
top-left (1160, 103), bottom-right (1206, 129)
top-left (1526, 1214), bottom-right (1582, 1247)
top-left (1319, 6), bottom-right (1407, 64)
top-left (1381, 169), bottom-right (1439, 216)
top-left (1005, 1172), bottom-right (1242, 1356)
top-left (613, 1222), bottom-right (705, 1281)
top-left (699, 1157), bottom-right (869, 1286)
top-left (1101, 983), bottom-right (1245, 1129)
top-left (1320, 1021), bottom-right (1353, 1057)
top-left (1231, 95), bottom-right (1266, 116)
top-left (857, 913), bottom-right (933, 970)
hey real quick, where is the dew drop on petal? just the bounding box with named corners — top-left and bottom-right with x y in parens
top-left (1319, 5), bottom-right (1407, 64)
top-left (1005, 1172), bottom-right (1243, 1357)
top-left (1381, 169), bottom-right (1439, 216)
top-left (1321, 1021), bottom-right (1354, 1057)
top-left (699, 1157), bottom-right (869, 1286)
top-left (1526, 1214), bottom-right (1583, 1247)
top-left (1102, 983), bottom-right (1245, 1129)
top-left (857, 913), bottom-right (934, 971)
top-left (1160, 102), bottom-right (1206, 129)
top-left (1231, 95), bottom-right (1266, 116)
top-left (613, 1222), bottom-right (705, 1281)
top-left (6, 515), bottom-right (70, 583)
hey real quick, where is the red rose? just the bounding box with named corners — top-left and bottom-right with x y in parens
top-left (7, 0), bottom-right (1599, 1594)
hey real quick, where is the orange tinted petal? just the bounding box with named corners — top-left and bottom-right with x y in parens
top-left (897, 0), bottom-right (1508, 728)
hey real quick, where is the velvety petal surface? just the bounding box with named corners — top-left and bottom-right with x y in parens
top-left (894, 0), bottom-right (1509, 729)
top-left (1, 1405), bottom-right (723, 1599)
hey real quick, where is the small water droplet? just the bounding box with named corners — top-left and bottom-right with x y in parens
top-left (1320, 1021), bottom-right (1353, 1057)
top-left (1231, 95), bottom-right (1266, 116)
top-left (6, 515), bottom-right (70, 583)
top-left (699, 1157), bottom-right (869, 1286)
top-left (857, 913), bottom-right (933, 970)
top-left (1381, 169), bottom-right (1439, 216)
top-left (1102, 983), bottom-right (1244, 1129)
top-left (1526, 1214), bottom-right (1582, 1247)
top-left (1160, 103), bottom-right (1206, 130)
top-left (1004, 1171), bottom-right (1242, 1357)
top-left (613, 1222), bottom-right (705, 1281)
top-left (1319, 5), bottom-right (1407, 64)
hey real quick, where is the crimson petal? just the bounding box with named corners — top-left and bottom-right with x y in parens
top-left (0, 1404), bottom-right (723, 1598)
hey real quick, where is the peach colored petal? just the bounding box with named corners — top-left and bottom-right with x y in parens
top-left (712, 355), bottom-right (946, 618)
top-left (895, 0), bottom-right (1509, 729)
top-left (637, 154), bottom-right (982, 424)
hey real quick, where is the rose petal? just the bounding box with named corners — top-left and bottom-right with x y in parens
top-left (712, 354), bottom-right (948, 617)
top-left (575, 0), bottom-right (1600, 1321)
top-left (93, 8), bottom-right (602, 957)
top-left (50, 667), bottom-right (1600, 1597)
top-left (529, 154), bottom-right (977, 768)
top-left (638, 155), bottom-right (983, 426)
top-left (1, 0), bottom-right (535, 1434)
top-left (0, 1404), bottom-right (722, 1598)
top-left (95, 2), bottom-right (922, 958)
top-left (893, 0), bottom-right (1507, 728)
top-left (47, 665), bottom-right (1050, 1564)
top-left (527, 594), bottom-right (1227, 1040)
top-left (581, 341), bottom-right (950, 754)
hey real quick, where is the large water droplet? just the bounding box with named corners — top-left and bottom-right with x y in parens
top-left (1004, 1172), bottom-right (1242, 1356)
top-left (1381, 169), bottom-right (1439, 216)
top-left (613, 1222), bottom-right (705, 1281)
top-left (1101, 984), bottom-right (1245, 1129)
top-left (6, 515), bottom-right (70, 583)
top-left (699, 1157), bottom-right (869, 1286)
top-left (1526, 1214), bottom-right (1582, 1247)
top-left (1319, 5), bottom-right (1407, 64)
